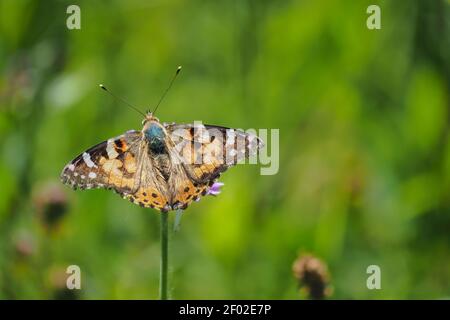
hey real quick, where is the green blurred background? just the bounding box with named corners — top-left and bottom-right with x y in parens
top-left (0, 0), bottom-right (449, 299)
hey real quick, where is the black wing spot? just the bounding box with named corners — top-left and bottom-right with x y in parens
top-left (115, 139), bottom-right (124, 149)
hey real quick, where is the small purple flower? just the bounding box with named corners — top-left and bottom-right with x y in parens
top-left (207, 182), bottom-right (224, 196)
top-left (195, 182), bottom-right (224, 202)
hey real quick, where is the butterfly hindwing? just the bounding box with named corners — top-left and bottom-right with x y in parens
top-left (165, 159), bottom-right (211, 211)
top-left (125, 150), bottom-right (171, 211)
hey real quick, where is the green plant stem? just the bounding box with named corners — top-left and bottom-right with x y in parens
top-left (159, 212), bottom-right (169, 300)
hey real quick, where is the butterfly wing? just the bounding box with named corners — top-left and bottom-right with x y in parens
top-left (60, 130), bottom-right (171, 211)
top-left (164, 122), bottom-right (264, 210)
top-left (166, 122), bottom-right (264, 181)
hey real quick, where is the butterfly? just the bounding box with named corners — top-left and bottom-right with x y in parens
top-left (60, 112), bottom-right (264, 212)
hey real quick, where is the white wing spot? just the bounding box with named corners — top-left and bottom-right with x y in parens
top-left (106, 139), bottom-right (119, 159)
top-left (88, 172), bottom-right (97, 179)
top-left (83, 152), bottom-right (97, 168)
top-left (68, 164), bottom-right (75, 171)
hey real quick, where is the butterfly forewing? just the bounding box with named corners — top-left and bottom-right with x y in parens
top-left (165, 123), bottom-right (264, 183)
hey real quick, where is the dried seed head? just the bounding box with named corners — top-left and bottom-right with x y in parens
top-left (292, 254), bottom-right (332, 300)
top-left (34, 182), bottom-right (69, 230)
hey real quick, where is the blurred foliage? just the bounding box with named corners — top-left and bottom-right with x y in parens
top-left (0, 0), bottom-right (449, 299)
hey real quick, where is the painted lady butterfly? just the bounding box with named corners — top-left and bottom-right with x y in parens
top-left (61, 113), bottom-right (264, 212)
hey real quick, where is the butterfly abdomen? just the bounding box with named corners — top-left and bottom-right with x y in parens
top-left (153, 154), bottom-right (171, 182)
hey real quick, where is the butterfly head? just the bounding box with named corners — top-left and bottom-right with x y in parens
top-left (142, 112), bottom-right (159, 125)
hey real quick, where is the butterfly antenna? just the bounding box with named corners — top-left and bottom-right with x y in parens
top-left (99, 84), bottom-right (146, 117)
top-left (152, 66), bottom-right (182, 116)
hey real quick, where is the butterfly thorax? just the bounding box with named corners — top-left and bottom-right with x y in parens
top-left (144, 121), bottom-right (166, 154)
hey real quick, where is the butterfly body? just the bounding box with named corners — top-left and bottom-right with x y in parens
top-left (61, 113), bottom-right (264, 212)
